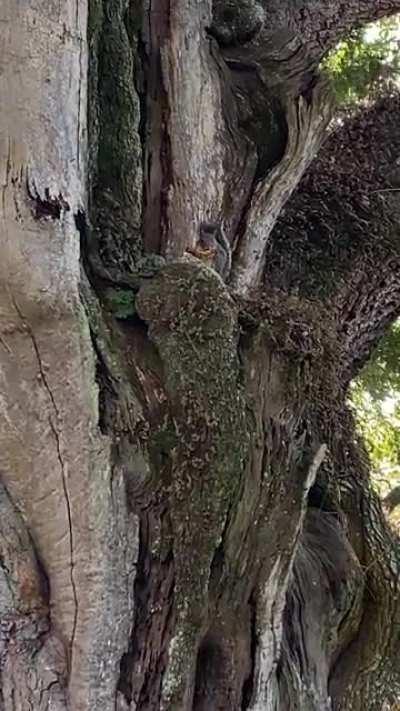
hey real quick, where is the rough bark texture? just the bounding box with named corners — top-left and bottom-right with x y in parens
top-left (1, 1), bottom-right (399, 710)
top-left (0, 2), bottom-right (138, 708)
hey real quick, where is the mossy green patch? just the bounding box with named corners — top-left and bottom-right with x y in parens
top-left (137, 260), bottom-right (249, 606)
top-left (103, 288), bottom-right (136, 319)
top-left (88, 0), bottom-right (144, 275)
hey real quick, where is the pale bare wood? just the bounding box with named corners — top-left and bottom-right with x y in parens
top-left (230, 79), bottom-right (333, 294)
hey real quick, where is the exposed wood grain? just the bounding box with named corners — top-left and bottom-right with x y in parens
top-left (230, 79), bottom-right (333, 294)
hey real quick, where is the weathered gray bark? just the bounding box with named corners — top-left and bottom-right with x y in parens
top-left (0, 1), bottom-right (399, 710)
top-left (0, 2), bottom-right (137, 708)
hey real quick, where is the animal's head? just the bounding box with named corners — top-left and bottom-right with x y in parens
top-left (199, 222), bottom-right (219, 248)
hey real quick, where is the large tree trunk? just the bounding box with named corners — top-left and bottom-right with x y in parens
top-left (0, 1), bottom-right (399, 710)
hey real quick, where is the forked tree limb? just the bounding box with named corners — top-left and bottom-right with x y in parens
top-left (230, 79), bottom-right (333, 294)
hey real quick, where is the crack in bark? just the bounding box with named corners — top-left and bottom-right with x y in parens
top-left (76, 36), bottom-right (83, 172)
top-left (142, 0), bottom-right (173, 255)
top-left (241, 593), bottom-right (257, 709)
top-left (1, 137), bottom-right (13, 216)
top-left (9, 296), bottom-right (79, 668)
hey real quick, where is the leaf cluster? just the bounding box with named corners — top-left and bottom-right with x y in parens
top-left (357, 320), bottom-right (400, 400)
top-left (324, 17), bottom-right (400, 105)
top-left (351, 321), bottom-right (400, 494)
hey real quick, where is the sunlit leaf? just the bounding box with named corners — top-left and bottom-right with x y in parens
top-left (350, 321), bottom-right (400, 499)
top-left (324, 17), bottom-right (400, 105)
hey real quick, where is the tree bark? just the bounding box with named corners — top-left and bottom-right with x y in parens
top-left (384, 486), bottom-right (400, 513)
top-left (211, 0), bottom-right (400, 90)
top-left (1, 1), bottom-right (399, 710)
top-left (266, 92), bottom-right (400, 379)
top-left (0, 2), bottom-right (137, 708)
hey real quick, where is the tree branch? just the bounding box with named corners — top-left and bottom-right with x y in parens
top-left (212, 0), bottom-right (400, 70)
top-left (230, 79), bottom-right (333, 294)
top-left (384, 485), bottom-right (400, 512)
top-left (266, 92), bottom-right (400, 377)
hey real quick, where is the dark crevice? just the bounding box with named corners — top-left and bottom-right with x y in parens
top-left (241, 593), bottom-right (257, 709)
top-left (254, 98), bottom-right (288, 181)
top-left (307, 480), bottom-right (338, 515)
top-left (98, 365), bottom-right (117, 437)
top-left (87, 331), bottom-right (119, 434)
top-left (126, 508), bottom-right (176, 708)
top-left (141, 1), bottom-right (172, 255)
top-left (209, 542), bottom-right (225, 592)
top-left (229, 92), bottom-right (288, 273)
top-left (75, 208), bottom-right (104, 292)
top-left (117, 642), bottom-right (134, 705)
top-left (193, 636), bottom-right (227, 710)
top-left (299, 69), bottom-right (319, 104)
top-left (34, 548), bottom-right (51, 609)
top-left (75, 208), bottom-right (91, 273)
top-left (116, 514), bottom-right (150, 706)
top-left (209, 502), bottom-right (232, 595)
top-left (230, 171), bottom-right (258, 275)
top-left (125, 1), bottom-right (148, 165)
top-left (95, 358), bottom-right (111, 435)
top-left (224, 61), bottom-right (288, 183)
top-left (26, 180), bottom-right (70, 220)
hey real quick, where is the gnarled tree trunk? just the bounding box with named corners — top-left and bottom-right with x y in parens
top-left (0, 1), bottom-right (399, 710)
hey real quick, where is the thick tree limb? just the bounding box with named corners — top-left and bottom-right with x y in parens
top-left (230, 79), bottom-right (333, 294)
top-left (0, 3), bottom-right (138, 709)
top-left (278, 509), bottom-right (364, 711)
top-left (142, 1), bottom-right (255, 261)
top-left (266, 93), bottom-right (400, 378)
top-left (136, 261), bottom-right (249, 706)
top-left (212, 0), bottom-right (400, 71)
top-left (384, 485), bottom-right (400, 513)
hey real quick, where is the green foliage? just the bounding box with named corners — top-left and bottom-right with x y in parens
top-left (104, 288), bottom-right (136, 319)
top-left (324, 17), bottom-right (400, 105)
top-left (351, 321), bottom-right (400, 496)
top-left (351, 389), bottom-right (400, 484)
top-left (358, 321), bottom-right (400, 400)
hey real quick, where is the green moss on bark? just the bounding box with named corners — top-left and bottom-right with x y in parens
top-left (88, 0), bottom-right (144, 275)
top-left (210, 0), bottom-right (266, 46)
top-left (137, 262), bottom-right (248, 544)
top-left (137, 261), bottom-right (249, 703)
top-left (103, 288), bottom-right (136, 319)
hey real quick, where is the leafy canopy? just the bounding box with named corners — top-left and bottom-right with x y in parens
top-left (324, 16), bottom-right (400, 105)
top-left (351, 321), bottom-right (400, 495)
top-left (325, 16), bottom-right (400, 513)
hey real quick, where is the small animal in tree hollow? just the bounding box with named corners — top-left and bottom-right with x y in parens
top-left (187, 222), bottom-right (232, 280)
